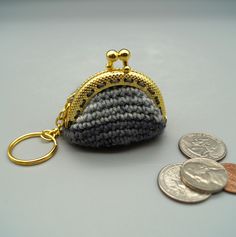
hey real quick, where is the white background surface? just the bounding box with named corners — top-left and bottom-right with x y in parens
top-left (1, 0), bottom-right (236, 236)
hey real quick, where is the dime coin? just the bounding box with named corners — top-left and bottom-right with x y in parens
top-left (158, 164), bottom-right (211, 203)
top-left (222, 163), bottom-right (236, 194)
top-left (180, 158), bottom-right (228, 193)
top-left (178, 133), bottom-right (227, 161)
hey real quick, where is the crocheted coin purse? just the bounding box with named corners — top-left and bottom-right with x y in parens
top-left (8, 49), bottom-right (167, 166)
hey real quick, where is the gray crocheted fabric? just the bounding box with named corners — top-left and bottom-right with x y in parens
top-left (63, 86), bottom-right (166, 147)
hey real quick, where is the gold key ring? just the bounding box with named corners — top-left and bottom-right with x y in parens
top-left (7, 131), bottom-right (58, 166)
top-left (7, 92), bottom-right (71, 166)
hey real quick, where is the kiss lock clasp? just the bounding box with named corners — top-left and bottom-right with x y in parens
top-left (106, 49), bottom-right (131, 74)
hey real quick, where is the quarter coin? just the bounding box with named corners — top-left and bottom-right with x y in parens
top-left (179, 133), bottom-right (227, 161)
top-left (222, 163), bottom-right (236, 194)
top-left (181, 158), bottom-right (228, 193)
top-left (158, 164), bottom-right (211, 203)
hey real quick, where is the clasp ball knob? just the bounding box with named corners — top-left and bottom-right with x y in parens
top-left (118, 49), bottom-right (131, 61)
top-left (106, 50), bottom-right (118, 62)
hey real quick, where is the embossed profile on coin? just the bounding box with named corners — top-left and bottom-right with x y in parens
top-left (179, 133), bottom-right (227, 161)
top-left (181, 158), bottom-right (228, 193)
top-left (158, 164), bottom-right (211, 203)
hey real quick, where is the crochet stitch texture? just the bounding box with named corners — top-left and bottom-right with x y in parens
top-left (63, 86), bottom-right (166, 147)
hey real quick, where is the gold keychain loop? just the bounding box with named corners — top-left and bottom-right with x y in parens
top-left (7, 91), bottom-right (73, 166)
top-left (8, 131), bottom-right (58, 166)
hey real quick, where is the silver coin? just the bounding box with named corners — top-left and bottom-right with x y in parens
top-left (180, 158), bottom-right (228, 193)
top-left (179, 133), bottom-right (227, 161)
top-left (158, 164), bottom-right (211, 203)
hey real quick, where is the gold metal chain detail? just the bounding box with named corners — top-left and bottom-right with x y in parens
top-left (40, 91), bottom-right (76, 139)
top-left (53, 92), bottom-right (75, 135)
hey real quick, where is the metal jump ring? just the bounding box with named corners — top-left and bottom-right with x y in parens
top-left (7, 131), bottom-right (58, 166)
